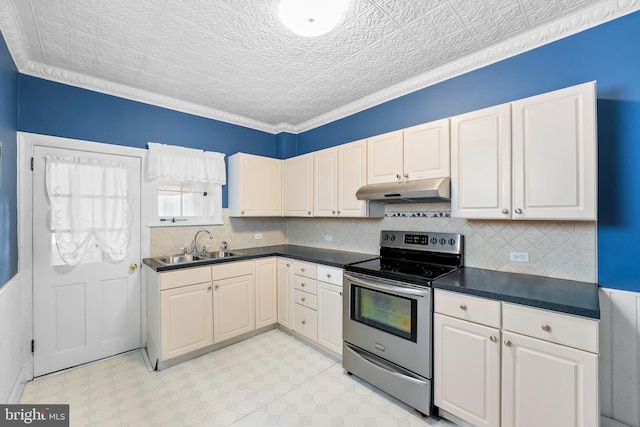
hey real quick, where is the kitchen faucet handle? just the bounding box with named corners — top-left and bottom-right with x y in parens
top-left (222, 241), bottom-right (228, 251)
top-left (179, 247), bottom-right (187, 255)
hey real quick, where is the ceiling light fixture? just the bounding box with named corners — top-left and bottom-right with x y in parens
top-left (279, 0), bottom-right (348, 37)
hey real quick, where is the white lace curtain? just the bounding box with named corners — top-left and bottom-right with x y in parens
top-left (146, 142), bottom-right (226, 184)
top-left (45, 156), bottom-right (132, 266)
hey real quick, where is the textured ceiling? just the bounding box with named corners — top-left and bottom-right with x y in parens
top-left (0, 0), bottom-right (637, 133)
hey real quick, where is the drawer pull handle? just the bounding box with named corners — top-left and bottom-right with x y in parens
top-left (490, 336), bottom-right (497, 343)
top-left (301, 320), bottom-right (306, 325)
top-left (459, 304), bottom-right (467, 310)
top-left (541, 324), bottom-right (551, 332)
top-left (504, 339), bottom-right (512, 347)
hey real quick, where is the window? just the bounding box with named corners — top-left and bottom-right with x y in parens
top-left (146, 142), bottom-right (226, 227)
top-left (150, 179), bottom-right (222, 226)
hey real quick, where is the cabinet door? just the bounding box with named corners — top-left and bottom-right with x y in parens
top-left (501, 331), bottom-right (599, 427)
top-left (337, 139), bottom-right (368, 217)
top-left (434, 314), bottom-right (501, 427)
top-left (213, 274), bottom-right (255, 343)
top-left (313, 147), bottom-right (338, 217)
top-left (283, 153), bottom-right (314, 216)
top-left (228, 153), bottom-right (282, 217)
top-left (255, 258), bottom-right (277, 329)
top-left (451, 103), bottom-right (512, 219)
top-left (403, 119), bottom-right (450, 181)
top-left (512, 82), bottom-right (597, 220)
top-left (367, 130), bottom-right (403, 184)
top-left (317, 281), bottom-right (343, 355)
top-left (160, 282), bottom-right (213, 360)
top-left (277, 258), bottom-right (293, 329)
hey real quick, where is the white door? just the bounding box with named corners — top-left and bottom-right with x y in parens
top-left (32, 146), bottom-right (142, 376)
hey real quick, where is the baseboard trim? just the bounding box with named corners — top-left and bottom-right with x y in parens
top-left (6, 366), bottom-right (26, 404)
top-left (601, 415), bottom-right (631, 427)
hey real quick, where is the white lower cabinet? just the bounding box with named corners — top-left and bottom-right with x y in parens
top-left (160, 281), bottom-right (214, 361)
top-left (434, 314), bottom-right (500, 427)
top-left (434, 289), bottom-right (599, 427)
top-left (212, 260), bottom-right (255, 343)
top-left (255, 257), bottom-right (277, 329)
top-left (277, 258), bottom-right (294, 329)
top-left (317, 265), bottom-right (343, 355)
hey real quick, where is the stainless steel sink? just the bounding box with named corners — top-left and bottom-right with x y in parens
top-left (156, 251), bottom-right (238, 265)
top-left (156, 254), bottom-right (198, 264)
top-left (195, 251), bottom-right (237, 259)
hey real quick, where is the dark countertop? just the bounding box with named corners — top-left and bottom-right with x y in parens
top-left (143, 244), bottom-right (378, 272)
top-left (433, 267), bottom-right (600, 319)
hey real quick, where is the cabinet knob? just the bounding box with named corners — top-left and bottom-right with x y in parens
top-left (504, 339), bottom-right (512, 347)
top-left (301, 268), bottom-right (305, 272)
top-left (301, 282), bottom-right (305, 287)
top-left (541, 324), bottom-right (551, 332)
top-left (515, 208), bottom-right (523, 214)
top-left (396, 173), bottom-right (401, 179)
top-left (332, 210), bottom-right (336, 214)
top-left (490, 336), bottom-right (497, 343)
top-left (502, 209), bottom-right (509, 215)
top-left (339, 292), bottom-right (343, 296)
top-left (208, 286), bottom-right (212, 291)
top-left (404, 173), bottom-right (409, 179)
top-left (215, 285), bottom-right (219, 289)
top-left (301, 320), bottom-right (306, 325)
top-left (308, 211), bottom-right (311, 215)
top-left (327, 274), bottom-right (331, 278)
top-left (337, 211), bottom-right (341, 215)
top-left (286, 264), bottom-right (290, 267)
top-left (241, 211), bottom-right (245, 215)
top-left (459, 304), bottom-right (467, 311)
top-left (301, 297), bottom-right (306, 302)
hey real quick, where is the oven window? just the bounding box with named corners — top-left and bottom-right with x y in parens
top-left (351, 285), bottom-right (418, 342)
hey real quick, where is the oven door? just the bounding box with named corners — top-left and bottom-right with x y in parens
top-left (343, 272), bottom-right (432, 378)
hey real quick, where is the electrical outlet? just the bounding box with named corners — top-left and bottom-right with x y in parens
top-left (254, 233), bottom-right (263, 240)
top-left (510, 252), bottom-right (530, 263)
top-left (325, 235), bottom-right (333, 242)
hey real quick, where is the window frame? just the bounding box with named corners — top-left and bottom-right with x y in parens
top-left (148, 178), bottom-right (223, 227)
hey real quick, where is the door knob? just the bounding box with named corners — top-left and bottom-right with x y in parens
top-left (129, 264), bottom-right (138, 271)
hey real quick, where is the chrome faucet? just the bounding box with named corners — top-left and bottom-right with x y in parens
top-left (192, 230), bottom-right (213, 254)
top-left (221, 241), bottom-right (228, 253)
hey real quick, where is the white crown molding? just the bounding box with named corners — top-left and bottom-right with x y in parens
top-left (1, 0), bottom-right (638, 135)
top-left (291, 0), bottom-right (640, 133)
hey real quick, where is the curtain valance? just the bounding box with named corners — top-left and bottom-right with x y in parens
top-left (146, 142), bottom-right (226, 185)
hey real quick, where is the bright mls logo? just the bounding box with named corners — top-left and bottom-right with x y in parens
top-left (0, 405), bottom-right (69, 426)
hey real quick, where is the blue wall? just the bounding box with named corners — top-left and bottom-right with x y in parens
top-left (296, 11), bottom-right (640, 292)
top-left (17, 76), bottom-right (278, 207)
top-left (0, 32), bottom-right (18, 288)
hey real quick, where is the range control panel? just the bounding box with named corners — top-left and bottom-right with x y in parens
top-left (380, 230), bottom-right (463, 254)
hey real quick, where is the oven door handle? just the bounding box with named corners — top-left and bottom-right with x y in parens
top-left (344, 343), bottom-right (428, 386)
top-left (344, 274), bottom-right (430, 298)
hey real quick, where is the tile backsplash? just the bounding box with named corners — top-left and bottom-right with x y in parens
top-left (150, 204), bottom-right (597, 283)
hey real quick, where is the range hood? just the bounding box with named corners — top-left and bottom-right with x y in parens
top-left (356, 177), bottom-right (450, 203)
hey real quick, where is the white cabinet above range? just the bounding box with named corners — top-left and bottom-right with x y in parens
top-left (450, 81), bottom-right (597, 221)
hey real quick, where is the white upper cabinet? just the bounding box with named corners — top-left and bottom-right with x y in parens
top-left (367, 119), bottom-right (450, 184)
top-left (511, 82), bottom-right (597, 220)
top-left (451, 81), bottom-right (597, 220)
top-left (283, 153), bottom-right (314, 217)
top-left (228, 153), bottom-right (282, 217)
top-left (451, 103), bottom-right (512, 219)
top-left (313, 147), bottom-right (338, 217)
top-left (314, 139), bottom-right (380, 217)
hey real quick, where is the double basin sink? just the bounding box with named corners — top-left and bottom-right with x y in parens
top-left (156, 251), bottom-right (238, 265)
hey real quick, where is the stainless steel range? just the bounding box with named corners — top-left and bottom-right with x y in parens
top-left (343, 230), bottom-right (463, 416)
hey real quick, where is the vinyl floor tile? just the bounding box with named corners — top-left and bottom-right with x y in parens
top-left (21, 329), bottom-right (457, 427)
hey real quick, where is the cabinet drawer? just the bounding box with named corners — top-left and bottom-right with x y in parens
top-left (435, 289), bottom-right (501, 328)
top-left (294, 303), bottom-right (318, 341)
top-left (293, 261), bottom-right (317, 279)
top-left (211, 260), bottom-right (253, 280)
top-left (294, 275), bottom-right (317, 295)
top-left (294, 289), bottom-right (317, 310)
top-left (317, 265), bottom-right (343, 286)
top-left (160, 266), bottom-right (212, 291)
top-left (502, 303), bottom-right (598, 353)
